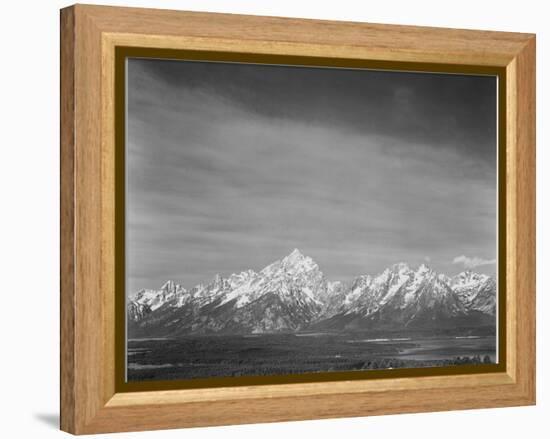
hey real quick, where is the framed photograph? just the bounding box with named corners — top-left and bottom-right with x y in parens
top-left (60, 4), bottom-right (536, 434)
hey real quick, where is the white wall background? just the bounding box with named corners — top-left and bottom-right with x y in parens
top-left (0, 0), bottom-right (546, 437)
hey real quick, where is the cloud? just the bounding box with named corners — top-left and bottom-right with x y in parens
top-left (126, 58), bottom-right (497, 292)
top-left (452, 255), bottom-right (496, 269)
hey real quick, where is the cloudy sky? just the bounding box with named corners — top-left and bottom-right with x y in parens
top-left (126, 58), bottom-right (497, 293)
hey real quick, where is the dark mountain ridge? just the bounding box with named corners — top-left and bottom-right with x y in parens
top-left (128, 249), bottom-right (496, 338)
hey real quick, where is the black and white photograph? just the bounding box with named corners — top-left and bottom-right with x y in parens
top-left (125, 58), bottom-right (498, 382)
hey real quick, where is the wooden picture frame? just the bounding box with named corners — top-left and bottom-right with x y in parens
top-left (60, 4), bottom-right (536, 434)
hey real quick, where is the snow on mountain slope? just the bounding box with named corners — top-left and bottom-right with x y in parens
top-left (317, 280), bottom-right (348, 317)
top-left (128, 249), bottom-right (327, 336)
top-left (127, 301), bottom-right (151, 322)
top-left (128, 250), bottom-right (497, 336)
top-left (451, 271), bottom-right (497, 315)
top-left (343, 263), bottom-right (417, 317)
top-left (318, 263), bottom-right (472, 331)
top-left (130, 280), bottom-right (186, 311)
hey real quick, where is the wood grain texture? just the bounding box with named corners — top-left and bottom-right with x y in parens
top-left (82, 3), bottom-right (530, 66)
top-left (513, 37), bottom-right (536, 398)
top-left (60, 4), bottom-right (536, 434)
top-left (60, 6), bottom-right (75, 433)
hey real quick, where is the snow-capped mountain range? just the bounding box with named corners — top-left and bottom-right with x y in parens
top-left (128, 249), bottom-right (496, 337)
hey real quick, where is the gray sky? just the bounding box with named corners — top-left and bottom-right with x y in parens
top-left (127, 58), bottom-right (497, 293)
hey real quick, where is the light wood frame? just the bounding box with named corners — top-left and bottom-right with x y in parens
top-left (60, 4), bottom-right (536, 434)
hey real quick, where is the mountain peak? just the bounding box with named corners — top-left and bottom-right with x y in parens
top-left (282, 248), bottom-right (309, 265)
top-left (129, 253), bottom-right (497, 335)
top-left (452, 270), bottom-right (490, 286)
top-left (417, 263), bottom-right (432, 274)
top-left (161, 280), bottom-right (176, 292)
top-left (288, 248), bottom-right (304, 258)
top-left (390, 262), bottom-right (412, 273)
